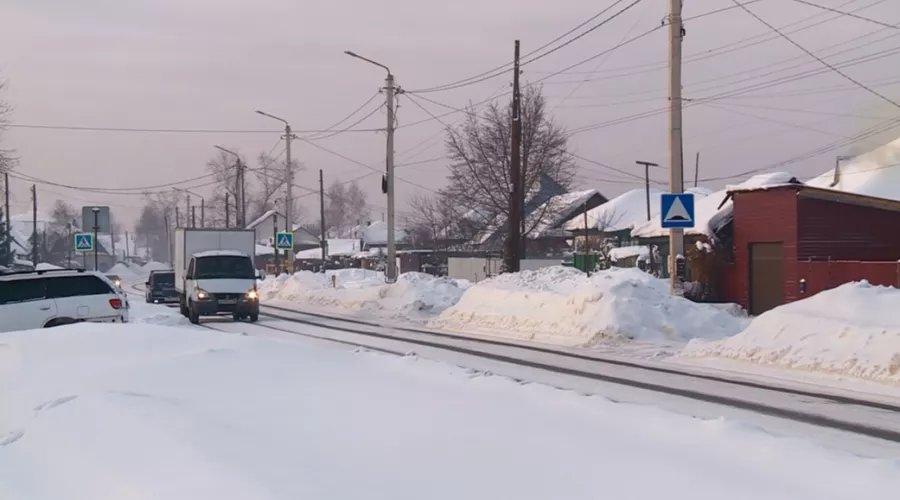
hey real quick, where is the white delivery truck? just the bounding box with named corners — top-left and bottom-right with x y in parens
top-left (174, 228), bottom-right (260, 324)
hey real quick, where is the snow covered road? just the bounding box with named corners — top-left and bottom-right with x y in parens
top-left (3, 322), bottom-right (900, 500)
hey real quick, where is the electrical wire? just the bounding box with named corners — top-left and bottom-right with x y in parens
top-left (301, 91), bottom-right (382, 140)
top-left (788, 0), bottom-right (900, 30)
top-left (729, 0), bottom-right (900, 111)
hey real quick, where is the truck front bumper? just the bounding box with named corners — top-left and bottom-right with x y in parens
top-left (194, 297), bottom-right (260, 316)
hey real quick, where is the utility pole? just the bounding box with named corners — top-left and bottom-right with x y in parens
top-left (92, 207), bottom-right (99, 271)
top-left (225, 192), bottom-right (231, 229)
top-left (201, 199), bottom-right (205, 228)
top-left (319, 169), bottom-right (327, 271)
top-left (668, 0), bottom-right (686, 294)
top-left (504, 39), bottom-right (523, 274)
top-left (164, 210), bottom-right (171, 265)
top-left (185, 194), bottom-right (190, 227)
top-left (191, 206), bottom-right (196, 228)
top-left (384, 71), bottom-right (397, 283)
top-left (273, 211), bottom-right (280, 275)
top-left (694, 152), bottom-right (700, 188)
top-left (67, 223), bottom-right (73, 267)
top-left (31, 184), bottom-right (38, 266)
top-left (3, 173), bottom-right (9, 266)
top-left (125, 230), bottom-right (130, 259)
top-left (582, 201), bottom-right (590, 277)
top-left (636, 161), bottom-right (658, 222)
top-left (284, 126), bottom-right (295, 254)
top-left (175, 206), bottom-right (180, 229)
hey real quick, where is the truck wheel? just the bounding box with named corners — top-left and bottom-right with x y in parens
top-left (249, 313), bottom-right (259, 323)
top-left (188, 302), bottom-right (200, 325)
top-left (180, 295), bottom-right (189, 317)
top-left (232, 313), bottom-right (242, 321)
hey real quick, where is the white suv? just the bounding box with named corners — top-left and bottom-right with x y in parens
top-left (0, 269), bottom-right (130, 333)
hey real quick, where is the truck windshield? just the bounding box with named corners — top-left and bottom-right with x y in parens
top-left (153, 272), bottom-right (175, 285)
top-left (194, 256), bottom-right (255, 279)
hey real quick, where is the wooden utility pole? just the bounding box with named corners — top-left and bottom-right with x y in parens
top-left (504, 39), bottom-right (523, 274)
top-left (636, 160), bottom-right (659, 275)
top-left (694, 152), bottom-right (700, 188)
top-left (319, 169), bottom-right (327, 271)
top-left (668, 0), bottom-right (685, 294)
top-left (273, 212), bottom-right (280, 275)
top-left (225, 192), bottom-right (230, 228)
top-left (31, 184), bottom-right (38, 266)
top-left (4, 173), bottom-right (10, 266)
top-left (582, 202), bottom-right (590, 277)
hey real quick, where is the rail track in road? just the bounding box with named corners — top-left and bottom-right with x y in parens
top-left (127, 281), bottom-right (900, 442)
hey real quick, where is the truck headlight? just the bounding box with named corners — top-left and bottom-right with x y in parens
top-left (196, 289), bottom-right (209, 300)
top-left (246, 289), bottom-right (258, 301)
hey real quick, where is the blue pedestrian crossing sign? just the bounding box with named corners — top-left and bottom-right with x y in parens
top-left (275, 231), bottom-right (294, 250)
top-left (74, 233), bottom-right (94, 252)
top-left (660, 193), bottom-right (695, 229)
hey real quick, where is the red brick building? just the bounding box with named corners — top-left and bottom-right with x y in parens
top-left (724, 184), bottom-right (900, 315)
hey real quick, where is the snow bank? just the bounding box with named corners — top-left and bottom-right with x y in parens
top-left (429, 266), bottom-right (748, 346)
top-left (34, 263), bottom-right (62, 271)
top-left (681, 281), bottom-right (900, 384)
top-left (129, 302), bottom-right (189, 327)
top-left (141, 261), bottom-right (170, 273)
top-left (106, 263), bottom-right (137, 277)
top-left (259, 269), bottom-right (470, 320)
top-left (2, 323), bottom-right (899, 499)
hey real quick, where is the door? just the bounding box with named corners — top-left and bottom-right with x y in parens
top-left (0, 279), bottom-right (56, 331)
top-left (748, 242), bottom-right (784, 316)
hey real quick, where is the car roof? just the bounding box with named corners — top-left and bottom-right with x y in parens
top-left (0, 269), bottom-right (106, 282)
top-left (193, 250), bottom-right (250, 258)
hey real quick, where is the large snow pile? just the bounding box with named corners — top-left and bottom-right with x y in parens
top-left (2, 323), bottom-right (898, 499)
top-left (106, 263), bottom-right (137, 277)
top-left (258, 269), bottom-right (470, 319)
top-left (129, 302), bottom-right (189, 327)
top-left (680, 281), bottom-right (900, 384)
top-left (141, 261), bottom-right (170, 273)
top-left (429, 266), bottom-right (747, 345)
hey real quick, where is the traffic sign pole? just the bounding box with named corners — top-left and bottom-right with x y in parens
top-left (93, 208), bottom-right (100, 271)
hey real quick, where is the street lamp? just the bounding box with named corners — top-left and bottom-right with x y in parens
top-left (215, 145), bottom-right (246, 227)
top-left (344, 50), bottom-right (398, 283)
top-left (254, 111), bottom-right (295, 237)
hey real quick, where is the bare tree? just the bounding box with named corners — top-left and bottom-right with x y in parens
top-left (405, 193), bottom-right (456, 250)
top-left (324, 179), bottom-right (369, 236)
top-left (0, 78), bottom-right (15, 174)
top-left (442, 85), bottom-right (576, 239)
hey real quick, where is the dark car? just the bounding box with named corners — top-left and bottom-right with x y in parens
top-left (145, 270), bottom-right (178, 304)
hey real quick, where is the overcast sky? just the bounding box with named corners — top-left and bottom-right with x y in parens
top-left (2, 0), bottom-right (899, 227)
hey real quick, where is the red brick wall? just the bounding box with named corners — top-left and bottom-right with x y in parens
top-left (795, 260), bottom-right (900, 298)
top-left (730, 188), bottom-right (800, 309)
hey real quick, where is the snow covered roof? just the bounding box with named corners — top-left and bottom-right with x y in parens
top-left (245, 210), bottom-right (277, 230)
top-left (565, 188), bottom-right (664, 233)
top-left (805, 136), bottom-right (900, 200)
top-left (358, 221), bottom-right (409, 246)
top-left (608, 245), bottom-right (649, 262)
top-left (631, 172), bottom-right (798, 239)
top-left (295, 239), bottom-right (361, 259)
top-left (527, 189), bottom-right (601, 238)
top-left (193, 250), bottom-right (251, 258)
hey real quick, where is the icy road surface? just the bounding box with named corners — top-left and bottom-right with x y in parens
top-left (2, 323), bottom-right (899, 500)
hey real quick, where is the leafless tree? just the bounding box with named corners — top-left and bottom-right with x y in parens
top-left (0, 78), bottom-right (16, 174)
top-left (405, 193), bottom-right (456, 250)
top-left (324, 179), bottom-right (369, 236)
top-left (441, 85), bottom-right (577, 239)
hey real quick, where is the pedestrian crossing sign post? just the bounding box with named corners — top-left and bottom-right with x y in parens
top-left (660, 193), bottom-right (695, 229)
top-left (275, 231), bottom-right (294, 250)
top-left (74, 233), bottom-right (94, 252)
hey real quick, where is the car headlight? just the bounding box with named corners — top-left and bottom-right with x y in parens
top-left (196, 288), bottom-right (209, 300)
top-left (114, 280), bottom-right (121, 287)
top-left (246, 289), bottom-right (258, 301)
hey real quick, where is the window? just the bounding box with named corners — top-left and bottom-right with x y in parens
top-left (152, 272), bottom-right (175, 286)
top-left (0, 279), bottom-right (47, 305)
top-left (194, 256), bottom-right (254, 279)
top-left (45, 275), bottom-right (114, 299)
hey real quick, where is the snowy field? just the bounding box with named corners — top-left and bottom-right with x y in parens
top-left (2, 314), bottom-right (900, 499)
top-left (678, 281), bottom-right (900, 388)
top-left (258, 269), bottom-right (471, 321)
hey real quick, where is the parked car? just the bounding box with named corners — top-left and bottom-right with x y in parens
top-left (145, 270), bottom-right (178, 305)
top-left (0, 269), bottom-right (130, 333)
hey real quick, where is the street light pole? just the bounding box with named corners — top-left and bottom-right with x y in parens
top-left (345, 50), bottom-right (398, 283)
top-left (254, 112), bottom-right (296, 271)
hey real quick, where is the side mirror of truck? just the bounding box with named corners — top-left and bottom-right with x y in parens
top-left (257, 269), bottom-right (265, 280)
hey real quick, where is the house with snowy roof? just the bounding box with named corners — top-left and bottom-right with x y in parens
top-left (245, 210), bottom-right (321, 250)
top-left (467, 175), bottom-right (608, 255)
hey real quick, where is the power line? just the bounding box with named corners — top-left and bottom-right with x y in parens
top-left (301, 91), bottom-right (382, 140)
top-left (788, 0), bottom-right (900, 30)
top-left (303, 98), bottom-right (385, 141)
top-left (729, 0), bottom-right (900, 111)
top-left (407, 0), bottom-right (637, 93)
